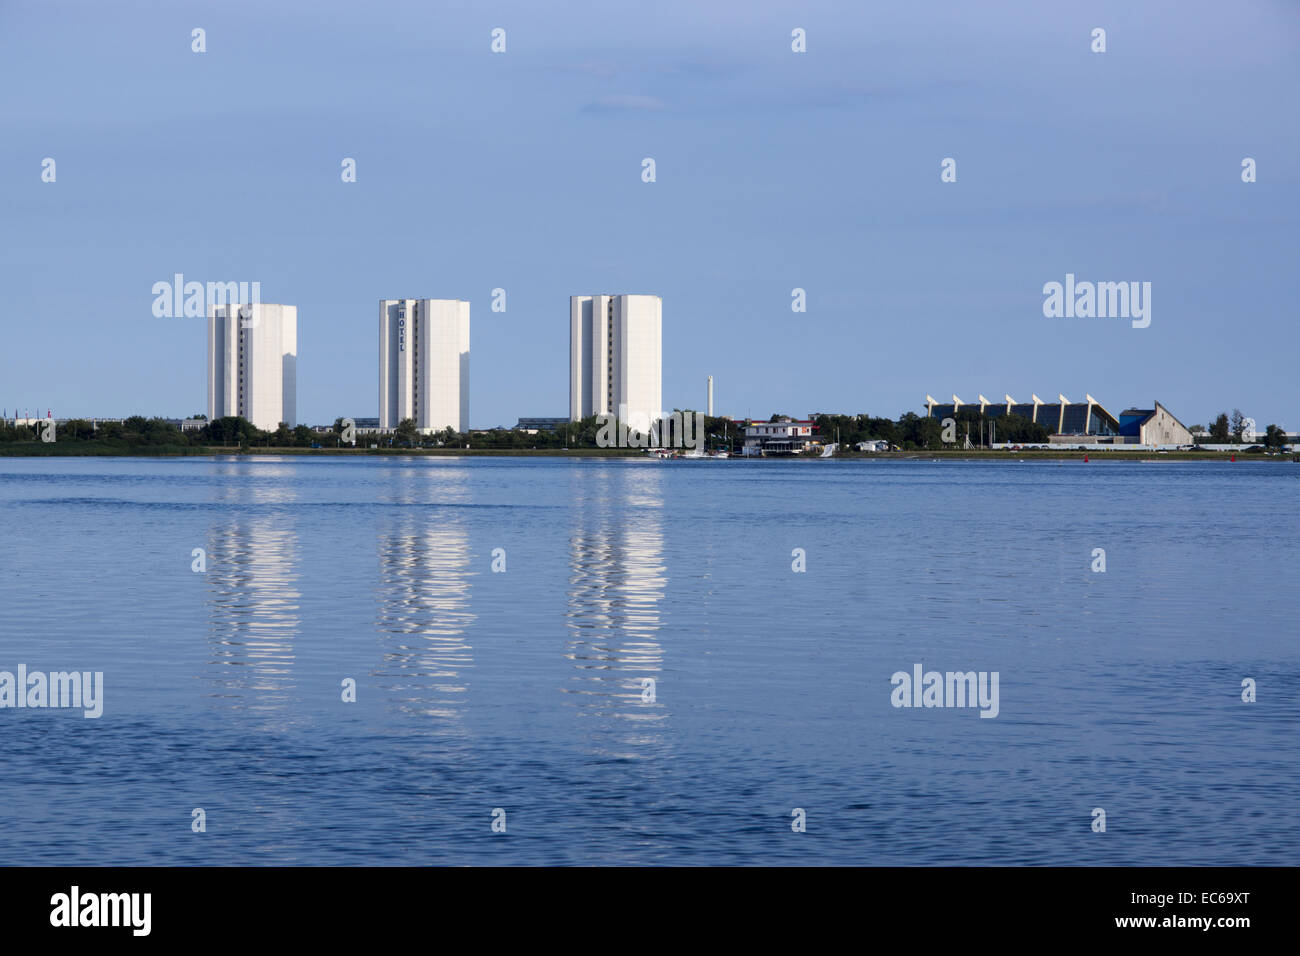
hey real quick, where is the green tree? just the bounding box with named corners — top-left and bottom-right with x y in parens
top-left (394, 418), bottom-right (420, 447)
top-left (1227, 408), bottom-right (1248, 442)
top-left (995, 413), bottom-right (1048, 444)
top-left (810, 413), bottom-right (858, 447)
top-left (896, 412), bottom-right (943, 449)
top-left (1230, 409), bottom-right (1247, 442)
top-left (563, 414), bottom-right (604, 447)
top-left (861, 416), bottom-right (898, 445)
top-left (332, 417), bottom-right (352, 447)
top-left (202, 416), bottom-right (261, 446)
top-left (704, 414), bottom-right (737, 452)
top-left (1210, 413), bottom-right (1230, 442)
top-left (56, 419), bottom-right (97, 441)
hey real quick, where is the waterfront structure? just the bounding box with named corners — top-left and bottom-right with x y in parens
top-left (379, 299), bottom-right (469, 433)
top-left (923, 392), bottom-right (1198, 445)
top-left (569, 294), bottom-right (662, 431)
top-left (925, 393), bottom-right (1121, 440)
top-left (741, 417), bottom-right (819, 456)
top-left (207, 303), bottom-right (297, 431)
top-left (1118, 402), bottom-right (1194, 446)
top-left (516, 417), bottom-right (568, 432)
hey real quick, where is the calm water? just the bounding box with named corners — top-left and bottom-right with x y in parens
top-left (0, 456), bottom-right (1296, 865)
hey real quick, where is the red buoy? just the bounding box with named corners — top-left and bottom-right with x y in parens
top-left (1084, 455), bottom-right (1089, 462)
top-left (1231, 454), bottom-right (1235, 462)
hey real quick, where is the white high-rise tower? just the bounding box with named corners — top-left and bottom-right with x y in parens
top-left (207, 303), bottom-right (297, 431)
top-left (378, 299), bottom-right (470, 433)
top-left (569, 294), bottom-right (662, 430)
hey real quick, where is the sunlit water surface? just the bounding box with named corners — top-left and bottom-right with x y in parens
top-left (0, 456), bottom-right (1296, 865)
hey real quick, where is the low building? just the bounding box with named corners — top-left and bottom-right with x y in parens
top-left (1118, 402), bottom-right (1193, 446)
top-left (516, 417), bottom-right (568, 432)
top-left (741, 418), bottom-right (819, 456)
top-left (856, 439), bottom-right (890, 452)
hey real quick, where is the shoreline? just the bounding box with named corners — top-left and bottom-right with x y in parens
top-left (0, 445), bottom-right (1293, 462)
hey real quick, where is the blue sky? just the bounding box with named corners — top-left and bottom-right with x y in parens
top-left (2, 0), bottom-right (1297, 429)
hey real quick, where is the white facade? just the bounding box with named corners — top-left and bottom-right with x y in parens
top-left (207, 303), bottom-right (297, 431)
top-left (569, 294), bottom-right (662, 432)
top-left (378, 299), bottom-right (470, 432)
top-left (741, 418), bottom-right (818, 457)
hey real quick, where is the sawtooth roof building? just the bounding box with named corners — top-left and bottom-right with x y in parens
top-left (925, 394), bottom-right (1119, 438)
top-left (924, 394), bottom-right (1193, 446)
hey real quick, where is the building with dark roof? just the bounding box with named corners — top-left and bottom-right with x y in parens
top-left (740, 417), bottom-right (819, 456)
top-left (924, 393), bottom-right (1193, 445)
top-left (924, 393), bottom-right (1120, 439)
top-left (516, 417), bottom-right (569, 432)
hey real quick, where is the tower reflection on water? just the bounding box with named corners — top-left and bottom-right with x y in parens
top-left (199, 459), bottom-right (666, 750)
top-left (564, 465), bottom-right (669, 757)
top-left (373, 465), bottom-right (477, 725)
top-left (204, 462), bottom-right (301, 713)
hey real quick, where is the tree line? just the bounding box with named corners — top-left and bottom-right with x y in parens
top-left (1192, 410), bottom-right (1289, 447)
top-left (807, 409), bottom-right (1050, 449)
top-left (0, 415), bottom-right (327, 451)
top-left (1, 407), bottom-right (1289, 453)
